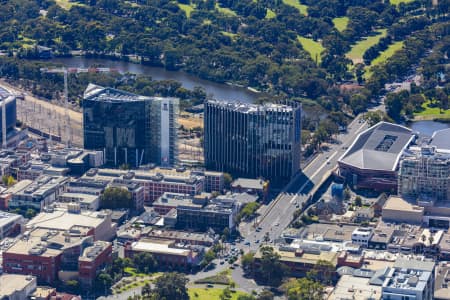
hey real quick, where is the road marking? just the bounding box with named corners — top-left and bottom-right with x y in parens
top-left (354, 121), bottom-right (367, 135)
top-left (309, 151), bottom-right (337, 182)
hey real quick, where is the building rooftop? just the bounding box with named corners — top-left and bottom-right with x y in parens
top-left (26, 208), bottom-right (108, 232)
top-left (206, 100), bottom-right (299, 114)
top-left (84, 83), bottom-right (178, 103)
top-left (59, 192), bottom-right (99, 204)
top-left (5, 227), bottom-right (91, 257)
top-left (231, 178), bottom-right (267, 190)
top-left (384, 258), bottom-right (434, 293)
top-left (393, 257), bottom-right (435, 272)
top-left (339, 122), bottom-right (415, 171)
top-left (434, 264), bottom-right (450, 300)
top-left (154, 192), bottom-right (205, 208)
top-left (0, 211), bottom-right (22, 228)
top-left (79, 241), bottom-right (110, 262)
top-left (130, 239), bottom-right (192, 256)
top-left (330, 274), bottom-right (381, 300)
top-left (0, 274), bottom-right (36, 298)
top-left (431, 128), bottom-right (450, 151)
top-left (144, 228), bottom-right (216, 245)
top-left (383, 196), bottom-right (424, 213)
top-left (13, 175), bottom-right (68, 199)
top-left (83, 167), bottom-right (202, 185)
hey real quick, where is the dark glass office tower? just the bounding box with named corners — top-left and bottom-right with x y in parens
top-left (83, 84), bottom-right (178, 167)
top-left (204, 101), bottom-right (301, 184)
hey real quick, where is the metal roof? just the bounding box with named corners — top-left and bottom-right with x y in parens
top-left (339, 122), bottom-right (415, 171)
top-left (431, 128), bottom-right (450, 151)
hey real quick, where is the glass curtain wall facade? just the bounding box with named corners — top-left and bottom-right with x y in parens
top-left (83, 85), bottom-right (179, 168)
top-left (204, 100), bottom-right (301, 184)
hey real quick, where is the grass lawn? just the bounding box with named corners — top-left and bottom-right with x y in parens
top-left (365, 41), bottom-right (404, 78)
top-left (370, 41), bottom-right (404, 67)
top-left (413, 100), bottom-right (450, 120)
top-left (215, 3), bottom-right (237, 16)
top-left (390, 0), bottom-right (415, 5)
top-left (189, 288), bottom-right (250, 300)
top-left (346, 29), bottom-right (387, 63)
top-left (54, 0), bottom-right (84, 10)
top-left (297, 36), bottom-right (325, 64)
top-left (265, 8), bottom-right (276, 19)
top-left (332, 17), bottom-right (349, 32)
top-left (178, 3), bottom-right (195, 18)
top-left (221, 31), bottom-right (238, 40)
top-left (282, 0), bottom-right (308, 15)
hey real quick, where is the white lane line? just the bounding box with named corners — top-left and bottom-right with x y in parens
top-left (309, 151), bottom-right (337, 181)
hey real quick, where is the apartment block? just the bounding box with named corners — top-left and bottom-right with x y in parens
top-left (399, 146), bottom-right (450, 202)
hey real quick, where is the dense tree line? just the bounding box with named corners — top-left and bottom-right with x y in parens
top-left (366, 21), bottom-right (450, 97)
top-left (0, 0), bottom-right (430, 102)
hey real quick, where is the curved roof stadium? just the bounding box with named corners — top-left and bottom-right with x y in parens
top-left (339, 122), bottom-right (415, 171)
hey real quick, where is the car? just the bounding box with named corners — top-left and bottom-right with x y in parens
top-left (207, 284), bottom-right (214, 288)
top-left (220, 261), bottom-right (225, 265)
top-left (255, 239), bottom-right (260, 243)
top-left (244, 241), bottom-right (251, 246)
top-left (275, 222), bottom-right (280, 226)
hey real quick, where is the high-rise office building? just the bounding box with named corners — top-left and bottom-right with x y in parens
top-left (204, 100), bottom-right (301, 184)
top-left (83, 84), bottom-right (178, 167)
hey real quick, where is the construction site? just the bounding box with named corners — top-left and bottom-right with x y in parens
top-left (1, 76), bottom-right (205, 165)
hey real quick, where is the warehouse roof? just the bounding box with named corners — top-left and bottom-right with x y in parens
top-left (339, 122), bottom-right (414, 171)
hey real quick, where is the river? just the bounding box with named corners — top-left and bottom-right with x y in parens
top-left (409, 120), bottom-right (450, 136)
top-left (48, 57), bottom-right (259, 103)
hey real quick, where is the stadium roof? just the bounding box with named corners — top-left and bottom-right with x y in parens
top-left (338, 122), bottom-right (415, 171)
top-left (431, 128), bottom-right (450, 151)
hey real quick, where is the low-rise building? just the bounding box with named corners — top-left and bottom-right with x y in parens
top-left (382, 258), bottom-right (435, 300)
top-left (329, 273), bottom-right (382, 300)
top-left (177, 194), bottom-right (244, 231)
top-left (16, 161), bottom-right (69, 181)
top-left (2, 228), bottom-right (93, 285)
top-left (0, 274), bottom-right (37, 300)
top-left (58, 192), bottom-right (101, 211)
top-left (143, 228), bottom-right (217, 246)
top-left (382, 196), bottom-right (424, 224)
top-left (152, 192), bottom-right (207, 215)
top-left (351, 227), bottom-right (373, 247)
top-left (8, 175), bottom-right (69, 211)
top-left (125, 239), bottom-right (203, 269)
top-left (26, 207), bottom-right (116, 241)
top-left (231, 177), bottom-right (268, 201)
top-left (83, 167), bottom-right (204, 205)
top-left (78, 241), bottom-right (112, 287)
top-left (203, 171), bottom-right (224, 193)
top-left (0, 211), bottom-right (23, 239)
top-left (434, 263), bottom-right (450, 300)
top-left (39, 147), bottom-right (104, 175)
top-left (255, 241), bottom-right (338, 278)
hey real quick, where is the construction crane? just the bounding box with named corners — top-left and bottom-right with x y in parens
top-left (40, 67), bottom-right (119, 147)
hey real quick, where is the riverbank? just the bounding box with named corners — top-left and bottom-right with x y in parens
top-left (47, 55), bottom-right (260, 103)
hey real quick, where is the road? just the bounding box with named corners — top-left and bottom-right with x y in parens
top-left (239, 115), bottom-right (369, 251)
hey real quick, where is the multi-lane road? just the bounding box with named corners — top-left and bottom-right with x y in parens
top-left (239, 115), bottom-right (369, 251)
